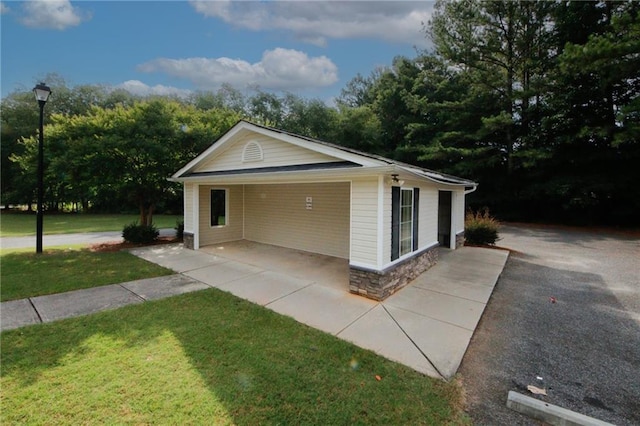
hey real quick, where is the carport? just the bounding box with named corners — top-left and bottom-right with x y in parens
top-left (191, 180), bottom-right (350, 258)
top-left (171, 121), bottom-right (477, 300)
top-left (194, 181), bottom-right (351, 259)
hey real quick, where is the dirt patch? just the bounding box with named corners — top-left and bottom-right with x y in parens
top-left (89, 237), bottom-right (180, 253)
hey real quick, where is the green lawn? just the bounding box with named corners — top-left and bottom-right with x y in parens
top-left (1, 249), bottom-right (174, 302)
top-left (1, 289), bottom-right (469, 424)
top-left (0, 212), bottom-right (182, 237)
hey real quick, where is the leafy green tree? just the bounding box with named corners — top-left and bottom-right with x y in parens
top-left (332, 105), bottom-right (383, 154)
top-left (402, 55), bottom-right (501, 177)
top-left (428, 0), bottom-right (556, 175)
top-left (12, 100), bottom-right (240, 223)
top-left (336, 69), bottom-right (384, 108)
top-left (249, 90), bottom-right (285, 127)
top-left (538, 1), bottom-right (640, 224)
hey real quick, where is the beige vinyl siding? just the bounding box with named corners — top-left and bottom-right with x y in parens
top-left (419, 185), bottom-right (439, 247)
top-left (382, 184), bottom-right (391, 265)
top-left (199, 185), bottom-right (244, 246)
top-left (452, 190), bottom-right (465, 235)
top-left (184, 183), bottom-right (194, 232)
top-left (194, 133), bottom-right (341, 173)
top-left (244, 182), bottom-right (350, 258)
top-left (350, 177), bottom-right (380, 267)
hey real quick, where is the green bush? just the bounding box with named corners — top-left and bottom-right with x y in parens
top-left (175, 219), bottom-right (184, 240)
top-left (122, 222), bottom-right (159, 244)
top-left (465, 208), bottom-right (500, 245)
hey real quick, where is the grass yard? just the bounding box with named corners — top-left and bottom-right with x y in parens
top-left (1, 289), bottom-right (469, 425)
top-left (1, 249), bottom-right (173, 302)
top-left (0, 212), bottom-right (182, 237)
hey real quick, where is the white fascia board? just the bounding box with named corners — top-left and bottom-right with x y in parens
top-left (398, 166), bottom-right (476, 188)
top-left (170, 165), bottom-right (397, 185)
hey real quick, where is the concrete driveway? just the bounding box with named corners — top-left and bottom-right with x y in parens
top-left (2, 235), bottom-right (507, 380)
top-left (459, 224), bottom-right (640, 425)
top-left (130, 241), bottom-right (508, 379)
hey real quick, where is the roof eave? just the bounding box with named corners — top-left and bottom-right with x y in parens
top-left (170, 165), bottom-right (397, 184)
top-left (396, 165), bottom-right (477, 187)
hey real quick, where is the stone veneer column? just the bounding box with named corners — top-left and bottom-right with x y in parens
top-left (183, 232), bottom-right (194, 250)
top-left (349, 244), bottom-right (439, 301)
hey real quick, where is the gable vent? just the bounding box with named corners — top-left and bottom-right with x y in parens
top-left (242, 141), bottom-right (264, 163)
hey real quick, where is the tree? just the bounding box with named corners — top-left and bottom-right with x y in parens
top-left (332, 105), bottom-right (383, 154)
top-left (428, 0), bottom-right (556, 176)
top-left (335, 69), bottom-right (384, 108)
top-left (402, 54), bottom-right (502, 177)
top-left (12, 100), bottom-right (241, 223)
top-left (539, 1), bottom-right (640, 224)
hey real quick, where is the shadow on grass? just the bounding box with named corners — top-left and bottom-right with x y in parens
top-left (1, 288), bottom-right (467, 424)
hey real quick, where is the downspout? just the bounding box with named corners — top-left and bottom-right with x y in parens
top-left (465, 184), bottom-right (478, 195)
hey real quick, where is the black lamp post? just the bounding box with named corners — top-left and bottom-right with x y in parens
top-left (33, 82), bottom-right (52, 254)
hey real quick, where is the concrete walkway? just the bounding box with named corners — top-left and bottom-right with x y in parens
top-left (1, 243), bottom-right (508, 380)
top-left (1, 275), bottom-right (208, 329)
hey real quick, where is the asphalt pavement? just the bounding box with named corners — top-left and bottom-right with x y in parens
top-left (0, 228), bottom-right (175, 249)
top-left (459, 224), bottom-right (640, 425)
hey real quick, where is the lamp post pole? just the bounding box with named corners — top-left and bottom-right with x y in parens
top-left (33, 83), bottom-right (51, 254)
top-left (36, 100), bottom-right (45, 253)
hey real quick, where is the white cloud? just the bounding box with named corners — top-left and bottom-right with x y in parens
top-left (115, 80), bottom-right (192, 98)
top-left (1, 2), bottom-right (10, 15)
top-left (138, 48), bottom-right (339, 91)
top-left (20, 0), bottom-right (90, 30)
top-left (190, 1), bottom-right (432, 47)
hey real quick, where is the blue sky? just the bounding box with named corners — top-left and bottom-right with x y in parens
top-left (1, 1), bottom-right (434, 102)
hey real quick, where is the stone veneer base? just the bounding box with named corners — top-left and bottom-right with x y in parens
top-left (183, 232), bottom-right (194, 249)
top-left (456, 231), bottom-right (465, 249)
top-left (349, 244), bottom-right (439, 301)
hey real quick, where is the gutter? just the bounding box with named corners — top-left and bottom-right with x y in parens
top-left (465, 184), bottom-right (478, 195)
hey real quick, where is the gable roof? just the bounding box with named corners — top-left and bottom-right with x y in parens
top-left (172, 120), bottom-right (477, 188)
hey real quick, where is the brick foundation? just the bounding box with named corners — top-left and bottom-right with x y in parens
top-left (349, 244), bottom-right (439, 301)
top-left (183, 232), bottom-right (194, 249)
top-left (455, 231), bottom-right (465, 249)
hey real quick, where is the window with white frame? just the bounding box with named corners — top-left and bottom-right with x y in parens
top-left (210, 189), bottom-right (227, 226)
top-left (399, 189), bottom-right (414, 256)
top-left (391, 186), bottom-right (419, 261)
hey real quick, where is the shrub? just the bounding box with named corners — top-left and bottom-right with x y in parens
top-left (122, 222), bottom-right (159, 244)
top-left (175, 219), bottom-right (184, 240)
top-left (465, 208), bottom-right (500, 245)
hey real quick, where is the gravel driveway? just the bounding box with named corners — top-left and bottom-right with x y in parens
top-left (459, 224), bottom-right (640, 425)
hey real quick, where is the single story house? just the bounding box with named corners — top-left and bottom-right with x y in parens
top-left (171, 120), bottom-right (477, 300)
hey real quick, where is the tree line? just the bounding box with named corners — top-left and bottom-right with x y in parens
top-left (2, 0), bottom-right (638, 226)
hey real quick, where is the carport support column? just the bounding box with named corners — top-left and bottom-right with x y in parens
top-left (186, 183), bottom-right (199, 250)
top-left (194, 184), bottom-right (200, 249)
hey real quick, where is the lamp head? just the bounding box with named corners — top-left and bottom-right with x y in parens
top-left (389, 174), bottom-right (405, 186)
top-left (33, 83), bottom-right (52, 103)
